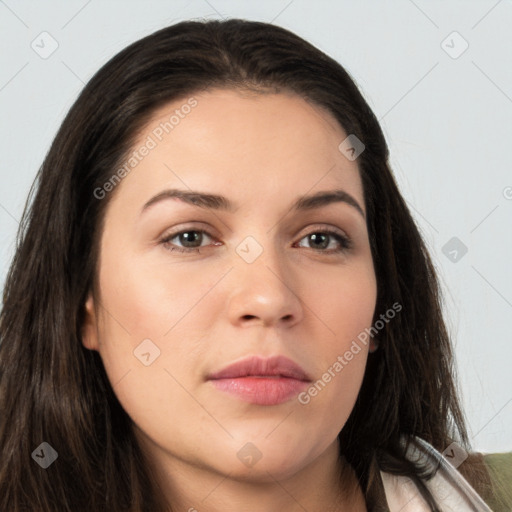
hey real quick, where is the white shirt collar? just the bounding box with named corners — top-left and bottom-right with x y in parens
top-left (380, 437), bottom-right (493, 511)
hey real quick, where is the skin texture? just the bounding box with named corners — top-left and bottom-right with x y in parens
top-left (82, 89), bottom-right (377, 511)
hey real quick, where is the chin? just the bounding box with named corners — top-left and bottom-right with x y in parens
top-left (212, 436), bottom-right (313, 483)
top-left (224, 454), bottom-right (308, 484)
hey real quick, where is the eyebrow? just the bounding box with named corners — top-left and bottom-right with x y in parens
top-left (141, 188), bottom-right (365, 219)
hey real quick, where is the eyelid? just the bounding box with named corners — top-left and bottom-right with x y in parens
top-left (159, 222), bottom-right (218, 240)
top-left (296, 222), bottom-right (348, 238)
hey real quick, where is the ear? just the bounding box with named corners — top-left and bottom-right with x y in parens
top-left (81, 292), bottom-right (100, 351)
top-left (369, 338), bottom-right (379, 353)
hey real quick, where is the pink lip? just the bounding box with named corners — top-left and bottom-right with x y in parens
top-left (207, 355), bottom-right (311, 406)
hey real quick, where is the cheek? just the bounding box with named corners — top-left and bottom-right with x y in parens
top-left (93, 261), bottom-right (212, 442)
top-left (297, 259), bottom-right (376, 417)
top-left (304, 257), bottom-right (377, 352)
top-left (98, 246), bottom-right (226, 341)
top-left (93, 248), bottom-right (223, 409)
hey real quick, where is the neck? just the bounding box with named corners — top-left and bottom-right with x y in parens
top-left (139, 435), bottom-right (367, 512)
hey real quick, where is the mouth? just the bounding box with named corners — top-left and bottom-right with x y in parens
top-left (207, 355), bottom-right (312, 406)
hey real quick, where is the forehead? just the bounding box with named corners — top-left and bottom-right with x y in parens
top-left (112, 88), bottom-right (365, 214)
top-left (139, 87), bottom-right (347, 159)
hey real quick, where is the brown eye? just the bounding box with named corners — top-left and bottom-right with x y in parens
top-left (296, 230), bottom-right (352, 254)
top-left (160, 229), bottom-right (216, 253)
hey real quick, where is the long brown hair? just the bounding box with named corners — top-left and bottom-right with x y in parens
top-left (0, 18), bottom-right (492, 511)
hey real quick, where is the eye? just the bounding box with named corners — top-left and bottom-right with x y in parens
top-left (295, 229), bottom-right (352, 254)
top-left (159, 227), bottom-right (352, 255)
top-left (159, 229), bottom-right (218, 253)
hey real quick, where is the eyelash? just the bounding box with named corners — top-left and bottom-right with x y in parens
top-left (159, 227), bottom-right (353, 255)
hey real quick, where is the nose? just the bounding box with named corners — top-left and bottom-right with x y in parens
top-left (226, 244), bottom-right (303, 329)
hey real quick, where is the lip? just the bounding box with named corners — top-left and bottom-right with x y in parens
top-left (207, 355), bottom-right (312, 406)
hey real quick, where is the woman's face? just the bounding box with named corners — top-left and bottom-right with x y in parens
top-left (82, 88), bottom-right (377, 483)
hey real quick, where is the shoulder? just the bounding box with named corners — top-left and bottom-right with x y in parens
top-left (380, 437), bottom-right (493, 512)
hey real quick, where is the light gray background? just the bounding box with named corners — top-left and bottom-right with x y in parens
top-left (0, 0), bottom-right (511, 453)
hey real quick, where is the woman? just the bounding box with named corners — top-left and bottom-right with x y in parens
top-left (0, 18), bottom-right (498, 511)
